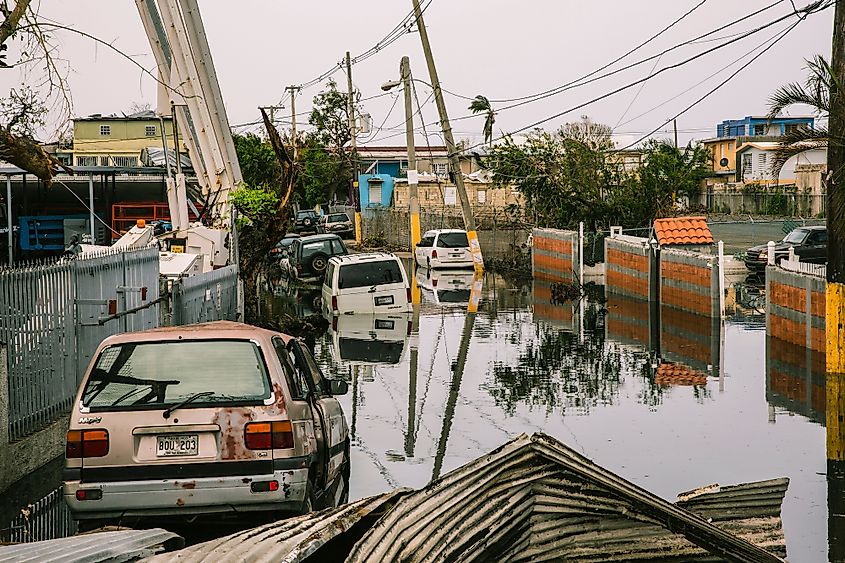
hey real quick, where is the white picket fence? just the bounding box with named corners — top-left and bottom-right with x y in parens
top-left (779, 257), bottom-right (826, 278)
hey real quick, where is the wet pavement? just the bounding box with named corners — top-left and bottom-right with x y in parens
top-left (269, 266), bottom-right (829, 563)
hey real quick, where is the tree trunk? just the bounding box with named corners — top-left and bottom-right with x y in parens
top-left (0, 0), bottom-right (32, 44)
top-left (0, 124), bottom-right (68, 185)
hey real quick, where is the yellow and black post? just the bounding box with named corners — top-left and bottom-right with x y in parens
top-left (828, 2), bottom-right (845, 559)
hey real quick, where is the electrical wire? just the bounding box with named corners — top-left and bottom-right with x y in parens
top-left (55, 179), bottom-right (121, 236)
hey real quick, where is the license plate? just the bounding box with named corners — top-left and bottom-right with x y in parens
top-left (157, 434), bottom-right (199, 457)
top-left (374, 295), bottom-right (394, 306)
top-left (375, 319), bottom-right (395, 329)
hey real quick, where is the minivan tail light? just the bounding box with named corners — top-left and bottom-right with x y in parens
top-left (431, 249), bottom-right (438, 259)
top-left (406, 288), bottom-right (411, 303)
top-left (66, 429), bottom-right (109, 458)
top-left (244, 421), bottom-right (294, 450)
top-left (331, 295), bottom-right (338, 312)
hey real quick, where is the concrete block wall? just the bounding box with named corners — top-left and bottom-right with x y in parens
top-left (659, 249), bottom-right (720, 318)
top-left (531, 228), bottom-right (578, 284)
top-left (660, 305), bottom-right (720, 374)
top-left (766, 266), bottom-right (826, 353)
top-left (605, 235), bottom-right (653, 299)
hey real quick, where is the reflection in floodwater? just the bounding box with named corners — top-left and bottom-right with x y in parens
top-left (264, 270), bottom-right (830, 561)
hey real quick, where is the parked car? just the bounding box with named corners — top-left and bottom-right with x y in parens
top-left (293, 210), bottom-right (323, 234)
top-left (63, 321), bottom-right (350, 525)
top-left (320, 213), bottom-right (354, 239)
top-left (328, 313), bottom-right (411, 365)
top-left (269, 233), bottom-right (300, 260)
top-left (286, 234), bottom-right (349, 282)
top-left (322, 252), bottom-right (411, 316)
top-left (745, 226), bottom-right (827, 272)
top-left (414, 229), bottom-right (473, 269)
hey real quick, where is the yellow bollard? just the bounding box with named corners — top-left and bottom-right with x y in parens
top-left (467, 230), bottom-right (484, 274)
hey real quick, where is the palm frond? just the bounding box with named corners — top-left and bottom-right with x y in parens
top-left (767, 83), bottom-right (828, 119)
top-left (769, 125), bottom-right (830, 178)
top-left (468, 95), bottom-right (491, 114)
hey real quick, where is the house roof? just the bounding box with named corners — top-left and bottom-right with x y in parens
top-left (653, 216), bottom-right (714, 246)
top-left (75, 110), bottom-right (168, 122)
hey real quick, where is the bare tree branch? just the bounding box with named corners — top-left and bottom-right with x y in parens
top-left (0, 0), bottom-right (30, 44)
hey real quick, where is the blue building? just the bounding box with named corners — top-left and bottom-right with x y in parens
top-left (358, 174), bottom-right (395, 209)
top-left (716, 115), bottom-right (814, 138)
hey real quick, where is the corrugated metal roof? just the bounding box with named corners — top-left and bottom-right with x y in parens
top-left (144, 490), bottom-right (407, 563)
top-left (347, 433), bottom-right (785, 562)
top-left (0, 528), bottom-right (183, 563)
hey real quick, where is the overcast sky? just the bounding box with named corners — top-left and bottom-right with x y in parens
top-left (3, 0), bottom-right (835, 148)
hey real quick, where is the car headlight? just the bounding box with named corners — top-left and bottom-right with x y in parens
top-left (759, 251), bottom-right (767, 258)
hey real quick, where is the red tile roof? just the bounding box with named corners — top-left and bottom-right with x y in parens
top-left (655, 363), bottom-right (708, 386)
top-left (653, 216), bottom-right (714, 246)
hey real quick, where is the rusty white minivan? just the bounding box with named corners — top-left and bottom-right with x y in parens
top-left (63, 321), bottom-right (349, 524)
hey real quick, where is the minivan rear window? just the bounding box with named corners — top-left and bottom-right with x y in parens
top-left (82, 340), bottom-right (271, 411)
top-left (437, 232), bottom-right (469, 248)
top-left (339, 260), bottom-right (403, 289)
top-left (328, 214), bottom-right (349, 222)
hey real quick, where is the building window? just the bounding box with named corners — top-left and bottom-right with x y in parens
top-left (145, 125), bottom-right (157, 137)
top-left (434, 163), bottom-right (448, 176)
top-left (113, 156), bottom-right (138, 167)
top-left (477, 190), bottom-right (487, 204)
top-left (100, 156), bottom-right (111, 166)
top-left (99, 124), bottom-right (111, 136)
top-left (753, 124), bottom-right (765, 136)
top-left (399, 159), bottom-right (408, 171)
top-left (368, 183), bottom-right (382, 205)
top-left (741, 153), bottom-right (752, 180)
top-left (784, 123), bottom-right (801, 134)
top-left (76, 155), bottom-right (97, 167)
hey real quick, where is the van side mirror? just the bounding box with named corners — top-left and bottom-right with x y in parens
top-left (328, 379), bottom-right (348, 396)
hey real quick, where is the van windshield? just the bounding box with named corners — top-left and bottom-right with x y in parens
top-left (81, 340), bottom-right (271, 411)
top-left (437, 232), bottom-right (469, 248)
top-left (339, 260), bottom-right (404, 289)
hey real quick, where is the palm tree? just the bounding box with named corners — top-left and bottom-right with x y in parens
top-left (767, 55), bottom-right (840, 177)
top-left (468, 95), bottom-right (496, 146)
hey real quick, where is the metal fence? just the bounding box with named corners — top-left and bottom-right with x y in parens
top-left (1, 487), bottom-right (77, 543)
top-left (0, 246), bottom-right (160, 441)
top-left (171, 264), bottom-right (239, 326)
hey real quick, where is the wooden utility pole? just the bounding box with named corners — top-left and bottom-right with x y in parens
top-left (410, 0), bottom-right (483, 272)
top-left (346, 51), bottom-right (362, 242)
top-left (285, 85), bottom-right (299, 160)
top-left (673, 119), bottom-right (679, 149)
top-left (401, 56), bottom-right (421, 251)
top-left (828, 2), bottom-right (845, 561)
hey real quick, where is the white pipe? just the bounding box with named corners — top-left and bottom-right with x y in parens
top-left (717, 240), bottom-right (725, 318)
top-left (6, 176), bottom-right (12, 265)
top-left (88, 174), bottom-right (96, 243)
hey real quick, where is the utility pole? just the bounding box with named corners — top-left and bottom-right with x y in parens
top-left (411, 0), bottom-right (483, 272)
top-left (346, 51), bottom-right (362, 243)
top-left (828, 1), bottom-right (845, 561)
top-left (285, 86), bottom-right (300, 160)
top-left (401, 56), bottom-right (421, 251)
top-left (673, 119), bottom-right (679, 149)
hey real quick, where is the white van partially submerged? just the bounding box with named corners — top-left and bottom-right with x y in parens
top-left (322, 253), bottom-right (411, 315)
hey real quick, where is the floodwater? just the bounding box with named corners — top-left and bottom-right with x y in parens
top-left (1, 263), bottom-right (831, 560)
top-left (267, 263), bottom-right (830, 563)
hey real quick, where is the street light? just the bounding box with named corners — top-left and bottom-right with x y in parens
top-left (381, 79), bottom-right (402, 92)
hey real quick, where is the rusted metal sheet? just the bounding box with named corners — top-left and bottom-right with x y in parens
top-left (347, 433), bottom-right (786, 563)
top-left (145, 490), bottom-right (406, 563)
top-left (0, 528), bottom-right (183, 562)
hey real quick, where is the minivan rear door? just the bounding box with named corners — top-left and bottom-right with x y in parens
top-left (435, 232), bottom-right (471, 264)
top-left (336, 259), bottom-right (408, 313)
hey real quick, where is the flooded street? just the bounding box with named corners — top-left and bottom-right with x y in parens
top-left (266, 265), bottom-right (828, 562)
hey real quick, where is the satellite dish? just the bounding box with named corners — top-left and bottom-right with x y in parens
top-left (719, 157), bottom-right (729, 167)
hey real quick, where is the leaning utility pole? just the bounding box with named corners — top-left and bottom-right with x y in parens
top-left (346, 51), bottom-right (362, 242)
top-left (401, 56), bottom-right (421, 249)
top-left (828, 1), bottom-right (845, 561)
top-left (411, 0), bottom-right (483, 272)
top-left (285, 85), bottom-right (300, 160)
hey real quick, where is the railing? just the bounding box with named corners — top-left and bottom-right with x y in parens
top-left (0, 246), bottom-right (160, 441)
top-left (1, 487), bottom-right (77, 543)
top-left (171, 264), bottom-right (239, 326)
top-left (779, 257), bottom-right (826, 278)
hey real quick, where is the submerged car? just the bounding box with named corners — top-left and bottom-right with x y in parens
top-left (269, 233), bottom-right (300, 260)
top-left (745, 226), bottom-right (827, 272)
top-left (414, 229), bottom-right (473, 269)
top-left (286, 234), bottom-right (349, 282)
top-left (63, 321), bottom-right (350, 524)
top-left (322, 252), bottom-right (411, 316)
